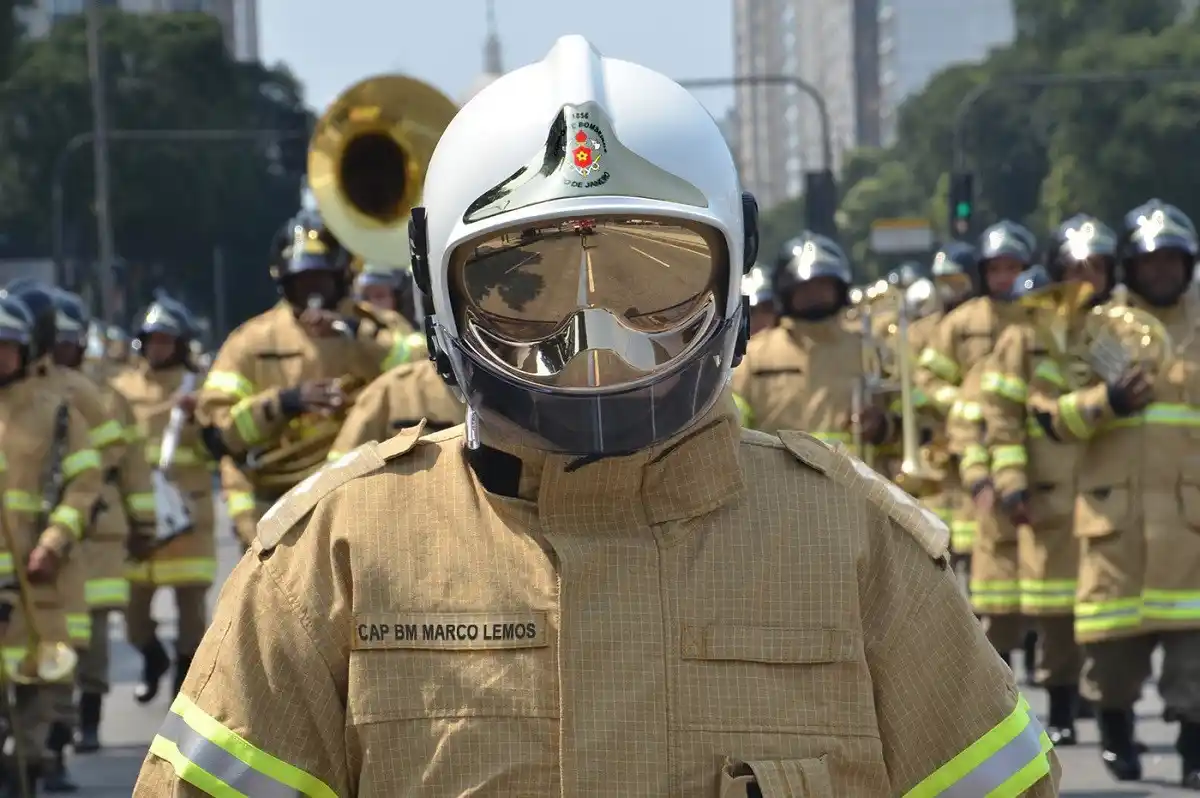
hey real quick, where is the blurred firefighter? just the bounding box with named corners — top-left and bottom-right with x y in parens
top-left (1029, 200), bottom-right (1200, 788)
top-left (103, 326), bottom-right (131, 366)
top-left (50, 291), bottom-right (156, 760)
top-left (353, 263), bottom-right (429, 362)
top-left (731, 232), bottom-right (898, 451)
top-left (196, 210), bottom-right (404, 550)
top-left (111, 297), bottom-right (218, 715)
top-left (915, 221), bottom-right (1034, 663)
top-left (741, 262), bottom-right (777, 337)
top-left (979, 215), bottom-right (1117, 748)
top-left (0, 290), bottom-right (101, 797)
top-left (5, 282), bottom-right (128, 792)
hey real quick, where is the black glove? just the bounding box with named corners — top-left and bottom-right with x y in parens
top-left (1106, 367), bottom-right (1153, 417)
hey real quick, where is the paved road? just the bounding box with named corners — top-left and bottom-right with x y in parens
top-left (71, 498), bottom-right (1187, 796)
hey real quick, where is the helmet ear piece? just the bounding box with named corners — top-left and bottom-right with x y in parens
top-left (741, 192), bottom-right (759, 274)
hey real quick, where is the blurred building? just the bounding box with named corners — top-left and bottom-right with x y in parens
top-left (878, 0), bottom-right (1014, 144)
top-left (463, 0), bottom-right (504, 103)
top-left (732, 0), bottom-right (881, 208)
top-left (22, 0), bottom-right (260, 61)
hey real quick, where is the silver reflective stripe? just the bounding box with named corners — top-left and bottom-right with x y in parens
top-left (158, 710), bottom-right (301, 798)
top-left (941, 714), bottom-right (1047, 797)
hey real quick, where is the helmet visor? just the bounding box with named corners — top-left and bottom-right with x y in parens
top-left (448, 215), bottom-right (728, 391)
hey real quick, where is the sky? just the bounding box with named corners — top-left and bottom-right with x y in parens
top-left (258, 0), bottom-right (735, 118)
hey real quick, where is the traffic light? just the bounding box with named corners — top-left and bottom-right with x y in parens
top-left (804, 169), bottom-right (838, 239)
top-left (949, 171), bottom-right (974, 238)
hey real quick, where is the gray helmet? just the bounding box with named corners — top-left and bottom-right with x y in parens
top-left (774, 231), bottom-right (852, 293)
top-left (979, 220), bottom-right (1036, 264)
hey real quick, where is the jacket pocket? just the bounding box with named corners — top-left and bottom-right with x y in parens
top-left (1074, 482), bottom-right (1130, 539)
top-left (720, 756), bottom-right (833, 797)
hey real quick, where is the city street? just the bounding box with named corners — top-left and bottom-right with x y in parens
top-left (74, 502), bottom-right (1187, 796)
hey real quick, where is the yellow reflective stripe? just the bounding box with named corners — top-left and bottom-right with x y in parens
top-left (85, 578), bottom-right (130, 607)
top-left (124, 424), bottom-right (144, 443)
top-left (959, 443), bottom-right (989, 473)
top-left (951, 521), bottom-right (976, 551)
top-left (145, 443), bottom-right (209, 465)
top-left (933, 384), bottom-right (959, 412)
top-left (89, 419), bottom-right (125, 449)
top-left (950, 400), bottom-right (982, 422)
top-left (990, 445), bottom-right (1026, 472)
top-left (66, 612), bottom-right (91, 643)
top-left (62, 448), bottom-right (101, 479)
top-left (1101, 402), bottom-right (1200, 432)
top-left (1025, 416), bottom-right (1044, 438)
top-left (127, 492), bottom-right (156, 514)
top-left (980, 371), bottom-right (1027, 404)
top-left (731, 393), bottom-right (754, 428)
top-left (1019, 579), bottom-right (1077, 611)
top-left (903, 694), bottom-right (1052, 797)
top-left (125, 558), bottom-right (216, 585)
top-left (0, 552), bottom-right (10, 577)
top-left (152, 693), bottom-right (339, 798)
top-left (918, 348), bottom-right (960, 383)
top-left (1144, 589), bottom-right (1200, 621)
top-left (1032, 359), bottom-right (1067, 389)
top-left (2, 647), bottom-right (75, 681)
top-left (326, 450), bottom-right (345, 462)
top-left (1076, 597), bottom-right (1142, 636)
top-left (970, 579), bottom-right (1021, 612)
top-left (230, 399), bottom-right (263, 445)
top-left (811, 431), bottom-right (851, 444)
top-left (890, 388), bottom-right (931, 414)
top-left (225, 491), bottom-right (255, 517)
top-left (381, 332), bottom-right (426, 371)
top-left (3, 490), bottom-right (39, 513)
top-left (204, 371), bottom-right (255, 401)
top-left (49, 505), bottom-right (84, 539)
top-left (1057, 393), bottom-right (1094, 439)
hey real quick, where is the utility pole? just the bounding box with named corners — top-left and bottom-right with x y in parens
top-left (212, 245), bottom-right (227, 340)
top-left (85, 0), bottom-right (117, 324)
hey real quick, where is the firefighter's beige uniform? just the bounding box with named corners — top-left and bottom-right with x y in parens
top-left (730, 315), bottom-right (897, 449)
top-left (112, 362), bottom-right (218, 659)
top-left (196, 300), bottom-right (404, 548)
top-left (1029, 292), bottom-right (1200, 712)
top-left (981, 323), bottom-right (1082, 687)
top-left (135, 402), bottom-right (1060, 797)
top-left (75, 372), bottom-right (155, 696)
top-left (0, 379), bottom-right (101, 765)
top-left (327, 359), bottom-right (465, 460)
top-left (916, 295), bottom-right (1030, 651)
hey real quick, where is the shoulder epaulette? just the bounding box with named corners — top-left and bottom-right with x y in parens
top-left (778, 432), bottom-right (949, 561)
top-left (256, 420), bottom-right (427, 550)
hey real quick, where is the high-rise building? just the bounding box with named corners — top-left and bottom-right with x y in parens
top-left (732, 0), bottom-right (882, 209)
top-left (733, 0), bottom-right (1015, 209)
top-left (21, 0), bottom-right (259, 61)
top-left (464, 0), bottom-right (504, 102)
top-left (878, 0), bottom-right (1013, 144)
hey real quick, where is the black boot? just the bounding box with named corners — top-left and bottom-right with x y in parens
top-left (1021, 629), bottom-right (1038, 685)
top-left (0, 765), bottom-right (40, 798)
top-left (173, 652), bottom-right (195, 697)
top-left (41, 722), bottom-right (76, 794)
top-left (135, 637), bottom-right (170, 704)
top-left (1098, 709), bottom-right (1142, 781)
top-left (1046, 685), bottom-right (1077, 746)
top-left (1177, 721), bottom-right (1200, 789)
top-left (75, 694), bottom-right (102, 754)
top-left (1076, 695), bottom-right (1094, 720)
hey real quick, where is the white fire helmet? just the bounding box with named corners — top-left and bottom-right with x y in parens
top-left (411, 35), bottom-right (757, 456)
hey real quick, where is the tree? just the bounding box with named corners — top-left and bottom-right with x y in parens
top-left (0, 0), bottom-right (30, 82)
top-left (0, 10), bottom-right (312, 329)
top-left (1012, 0), bottom-right (1182, 58)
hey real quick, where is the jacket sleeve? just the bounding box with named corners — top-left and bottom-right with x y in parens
top-left (1027, 362), bottom-right (1116, 443)
top-left (950, 377), bottom-right (990, 490)
top-left (38, 406), bottom-right (104, 557)
top-left (915, 313), bottom-right (963, 418)
top-left (980, 327), bottom-right (1032, 499)
top-left (862, 506), bottom-right (1060, 796)
top-left (196, 335), bottom-right (294, 458)
top-left (327, 376), bottom-right (392, 461)
top-left (134, 501), bottom-right (351, 797)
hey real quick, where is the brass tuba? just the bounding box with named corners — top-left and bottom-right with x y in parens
top-left (308, 73), bottom-right (458, 269)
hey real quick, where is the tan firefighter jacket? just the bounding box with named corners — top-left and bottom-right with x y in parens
top-left (1028, 289), bottom-right (1200, 642)
top-left (0, 375), bottom-right (102, 678)
top-left (915, 296), bottom-right (1031, 491)
top-left (135, 399), bottom-right (1059, 797)
top-left (327, 360), bottom-right (465, 460)
top-left (730, 315), bottom-right (900, 451)
top-left (196, 300), bottom-right (401, 503)
top-left (981, 320), bottom-right (1086, 616)
top-left (113, 362), bottom-right (219, 588)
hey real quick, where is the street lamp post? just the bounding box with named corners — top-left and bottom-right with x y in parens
top-left (678, 75), bottom-right (833, 172)
top-left (952, 68), bottom-right (1200, 171)
top-left (50, 128), bottom-right (307, 294)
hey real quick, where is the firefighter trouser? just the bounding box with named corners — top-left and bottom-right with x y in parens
top-left (125, 584), bottom-right (209, 656)
top-left (77, 608), bottom-right (112, 695)
top-left (46, 654), bottom-right (84, 731)
top-left (2, 684), bottom-right (48, 768)
top-left (1030, 615), bottom-right (1081, 687)
top-left (1081, 630), bottom-right (1200, 720)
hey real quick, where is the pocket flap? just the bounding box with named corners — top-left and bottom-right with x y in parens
top-left (721, 756), bottom-right (833, 798)
top-left (682, 626), bottom-right (858, 664)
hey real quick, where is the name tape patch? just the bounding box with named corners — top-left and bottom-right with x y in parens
top-left (353, 611), bottom-right (549, 651)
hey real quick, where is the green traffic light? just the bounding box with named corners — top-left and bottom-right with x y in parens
top-left (955, 201), bottom-right (971, 218)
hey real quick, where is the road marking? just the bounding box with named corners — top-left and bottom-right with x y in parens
top-left (506, 252), bottom-right (539, 274)
top-left (586, 248), bottom-right (595, 293)
top-left (611, 227), bottom-right (709, 257)
top-left (631, 245), bottom-right (673, 269)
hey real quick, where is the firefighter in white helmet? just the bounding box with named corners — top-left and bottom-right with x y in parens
top-left (135, 35), bottom-right (1058, 797)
